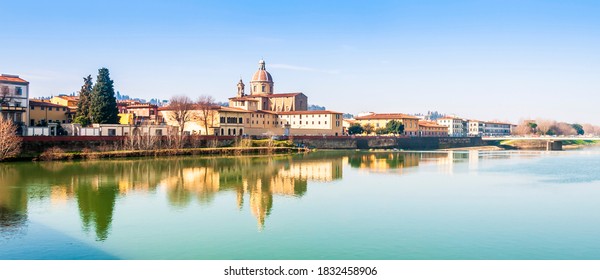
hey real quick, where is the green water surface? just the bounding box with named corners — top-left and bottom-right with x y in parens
top-left (2, 149), bottom-right (600, 259)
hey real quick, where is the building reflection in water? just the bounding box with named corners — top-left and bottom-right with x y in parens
top-left (1, 150), bottom-right (516, 240)
top-left (159, 155), bottom-right (343, 229)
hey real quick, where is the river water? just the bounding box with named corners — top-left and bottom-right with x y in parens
top-left (1, 149), bottom-right (600, 259)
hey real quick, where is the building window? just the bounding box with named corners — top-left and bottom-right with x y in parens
top-left (239, 117), bottom-right (243, 123)
top-left (108, 129), bottom-right (117, 136)
top-left (15, 87), bottom-right (22, 95)
top-left (15, 102), bottom-right (21, 107)
top-left (262, 85), bottom-right (265, 92)
top-left (156, 129), bottom-right (162, 136)
top-left (30, 106), bottom-right (35, 110)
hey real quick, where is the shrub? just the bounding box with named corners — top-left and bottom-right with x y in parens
top-left (39, 147), bottom-right (66, 161)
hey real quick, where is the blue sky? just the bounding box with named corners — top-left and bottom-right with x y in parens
top-left (2, 0), bottom-right (599, 123)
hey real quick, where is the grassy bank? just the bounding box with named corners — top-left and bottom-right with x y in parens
top-left (32, 146), bottom-right (307, 161)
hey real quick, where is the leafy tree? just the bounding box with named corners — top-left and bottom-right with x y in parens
top-left (386, 120), bottom-right (405, 135)
top-left (375, 127), bottom-right (388, 135)
top-left (362, 123), bottom-right (374, 135)
top-left (75, 75), bottom-right (93, 126)
top-left (73, 115), bottom-right (91, 127)
top-left (571, 123), bottom-right (585, 135)
top-left (90, 68), bottom-right (120, 124)
top-left (347, 123), bottom-right (364, 135)
top-left (528, 122), bottom-right (538, 134)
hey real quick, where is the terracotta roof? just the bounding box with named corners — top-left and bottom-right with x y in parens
top-left (276, 110), bottom-right (342, 115)
top-left (54, 95), bottom-right (79, 101)
top-left (127, 103), bottom-right (157, 108)
top-left (438, 116), bottom-right (463, 120)
top-left (0, 74), bottom-right (29, 84)
top-left (265, 92), bottom-right (302, 98)
top-left (218, 106), bottom-right (251, 113)
top-left (355, 113), bottom-right (420, 120)
top-left (229, 96), bottom-right (259, 101)
top-left (255, 110), bottom-right (279, 115)
top-left (418, 120), bottom-right (447, 128)
top-left (252, 69), bottom-right (273, 82)
top-left (485, 121), bottom-right (514, 125)
top-left (159, 104), bottom-right (220, 111)
top-left (29, 100), bottom-right (69, 108)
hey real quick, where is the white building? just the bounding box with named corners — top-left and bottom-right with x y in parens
top-left (0, 74), bottom-right (29, 126)
top-left (437, 117), bottom-right (467, 137)
top-left (467, 120), bottom-right (513, 137)
top-left (482, 121), bottom-right (512, 136)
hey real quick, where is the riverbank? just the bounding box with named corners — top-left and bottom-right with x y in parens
top-left (484, 139), bottom-right (600, 150)
top-left (29, 146), bottom-right (307, 161)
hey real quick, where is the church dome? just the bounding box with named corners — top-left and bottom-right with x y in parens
top-left (251, 60), bottom-right (273, 82)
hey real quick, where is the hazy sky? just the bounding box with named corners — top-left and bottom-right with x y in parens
top-left (2, 0), bottom-right (599, 123)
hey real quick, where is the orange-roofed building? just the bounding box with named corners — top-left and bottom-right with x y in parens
top-left (418, 120), bottom-right (449, 137)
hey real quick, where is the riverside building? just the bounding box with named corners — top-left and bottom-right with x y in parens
top-left (161, 60), bottom-right (343, 136)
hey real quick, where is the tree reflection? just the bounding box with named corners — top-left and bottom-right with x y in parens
top-left (76, 180), bottom-right (118, 241)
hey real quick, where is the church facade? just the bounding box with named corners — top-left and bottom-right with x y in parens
top-left (161, 60), bottom-right (343, 136)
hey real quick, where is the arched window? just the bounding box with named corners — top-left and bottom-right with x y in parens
top-left (262, 85), bottom-right (265, 92)
top-left (239, 128), bottom-right (243, 135)
top-left (220, 128), bottom-right (224, 135)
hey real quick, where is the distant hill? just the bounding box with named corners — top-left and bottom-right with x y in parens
top-left (308, 104), bottom-right (326, 111)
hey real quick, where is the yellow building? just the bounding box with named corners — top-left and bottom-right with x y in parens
top-left (50, 95), bottom-right (78, 122)
top-left (28, 100), bottom-right (70, 126)
top-left (118, 113), bottom-right (134, 125)
top-left (354, 113), bottom-right (421, 136)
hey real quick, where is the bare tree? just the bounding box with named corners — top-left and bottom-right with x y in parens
top-left (513, 119), bottom-right (536, 135)
top-left (167, 95), bottom-right (196, 146)
top-left (555, 122), bottom-right (576, 136)
top-left (583, 123), bottom-right (599, 136)
top-left (0, 86), bottom-right (11, 104)
top-left (0, 117), bottom-right (22, 160)
top-left (197, 95), bottom-right (217, 135)
top-left (536, 119), bottom-right (556, 135)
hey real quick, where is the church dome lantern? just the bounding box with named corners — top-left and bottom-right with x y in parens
top-left (250, 59), bottom-right (273, 95)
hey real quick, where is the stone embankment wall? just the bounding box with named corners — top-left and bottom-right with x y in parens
top-left (20, 136), bottom-right (236, 153)
top-left (19, 135), bottom-right (484, 154)
top-left (293, 136), bottom-right (483, 150)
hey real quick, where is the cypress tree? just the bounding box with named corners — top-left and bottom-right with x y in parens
top-left (74, 75), bottom-right (93, 126)
top-left (90, 68), bottom-right (120, 124)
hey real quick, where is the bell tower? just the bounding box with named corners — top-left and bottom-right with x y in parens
top-left (236, 78), bottom-right (245, 97)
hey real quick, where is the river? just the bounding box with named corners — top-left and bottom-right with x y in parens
top-left (1, 149), bottom-right (600, 259)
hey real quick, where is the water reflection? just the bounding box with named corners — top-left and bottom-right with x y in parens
top-left (1, 150), bottom-right (534, 240)
top-left (0, 165), bottom-right (28, 239)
